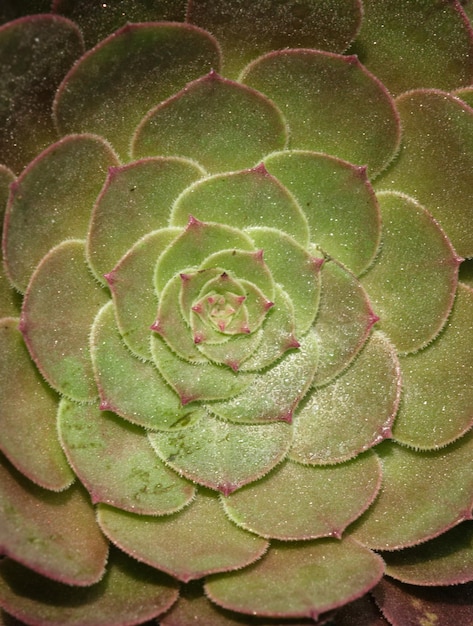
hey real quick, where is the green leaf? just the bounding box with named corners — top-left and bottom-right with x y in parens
top-left (151, 333), bottom-right (255, 405)
top-left (87, 157), bottom-right (204, 284)
top-left (0, 548), bottom-right (179, 626)
top-left (97, 490), bottom-right (268, 582)
top-left (3, 135), bottom-right (118, 293)
top-left (188, 0), bottom-right (363, 78)
top-left (206, 537), bottom-right (384, 619)
top-left (0, 455), bottom-right (108, 586)
top-left (90, 301), bottom-right (197, 431)
top-left (264, 150), bottom-right (381, 276)
top-left (54, 22), bottom-right (221, 159)
top-left (106, 228), bottom-right (180, 360)
top-left (290, 331), bottom-right (400, 465)
top-left (350, 434), bottom-right (473, 550)
top-left (0, 318), bottom-right (73, 491)
top-left (170, 167), bottom-right (310, 247)
top-left (223, 452), bottom-right (381, 540)
top-left (21, 240), bottom-right (109, 401)
top-left (132, 71), bottom-right (288, 173)
top-left (155, 218), bottom-right (255, 293)
top-left (241, 50), bottom-right (400, 177)
top-left (247, 227), bottom-right (322, 334)
top-left (361, 192), bottom-right (461, 353)
top-left (149, 411), bottom-right (291, 494)
top-left (375, 89), bottom-right (473, 258)
top-left (0, 167), bottom-right (21, 319)
top-left (352, 0), bottom-right (473, 95)
top-left (58, 399), bottom-right (195, 515)
top-left (393, 283), bottom-right (473, 449)
top-left (211, 329), bottom-right (318, 424)
top-left (312, 259), bottom-right (378, 387)
top-left (383, 521), bottom-right (473, 586)
top-left (0, 15), bottom-right (84, 172)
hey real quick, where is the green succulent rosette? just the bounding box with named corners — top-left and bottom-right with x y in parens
top-left (1, 2), bottom-right (473, 625)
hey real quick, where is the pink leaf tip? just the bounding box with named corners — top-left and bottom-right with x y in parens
top-left (252, 162), bottom-right (270, 177)
top-left (186, 214), bottom-right (204, 230)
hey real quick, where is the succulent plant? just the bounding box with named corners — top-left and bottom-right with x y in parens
top-left (1, 1), bottom-right (473, 624)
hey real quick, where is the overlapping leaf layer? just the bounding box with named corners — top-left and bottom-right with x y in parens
top-left (0, 1), bottom-right (472, 625)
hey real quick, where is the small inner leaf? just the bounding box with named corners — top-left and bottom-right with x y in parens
top-left (211, 329), bottom-right (318, 424)
top-left (91, 301), bottom-right (197, 431)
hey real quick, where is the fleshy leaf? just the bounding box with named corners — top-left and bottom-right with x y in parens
top-left (375, 89), bottom-right (473, 258)
top-left (0, 548), bottom-right (179, 626)
top-left (132, 71), bottom-right (288, 173)
top-left (290, 331), bottom-right (400, 465)
top-left (206, 537), bottom-right (384, 619)
top-left (54, 22), bottom-right (221, 159)
top-left (0, 166), bottom-right (20, 319)
top-left (20, 240), bottom-right (108, 401)
top-left (3, 134), bottom-right (119, 293)
top-left (0, 15), bottom-right (84, 173)
top-left (154, 273), bottom-right (213, 362)
top-left (58, 398), bottom-right (195, 515)
top-left (53, 0), bottom-right (188, 47)
top-left (312, 259), bottom-right (378, 386)
top-left (0, 455), bottom-right (108, 586)
top-left (188, 0), bottom-right (363, 78)
top-left (352, 0), bottom-right (473, 95)
top-left (0, 318), bottom-right (73, 491)
top-left (91, 301), bottom-right (196, 430)
top-left (350, 434), bottom-right (473, 550)
top-left (161, 580), bottom-right (318, 626)
top-left (393, 283), bottom-right (473, 449)
top-left (97, 489), bottom-right (269, 582)
top-left (222, 452), bottom-right (381, 540)
top-left (106, 228), bottom-right (180, 360)
top-left (171, 166), bottom-right (310, 247)
top-left (241, 50), bottom-right (400, 177)
top-left (372, 578), bottom-right (473, 626)
top-left (264, 150), bottom-right (381, 276)
top-left (155, 218), bottom-right (255, 293)
top-left (247, 227), bottom-right (322, 334)
top-left (151, 333), bottom-right (255, 405)
top-left (211, 329), bottom-right (318, 424)
top-left (383, 520), bottom-right (473, 586)
top-left (87, 157), bottom-right (204, 284)
top-left (148, 411), bottom-right (291, 494)
top-left (361, 192), bottom-right (460, 353)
